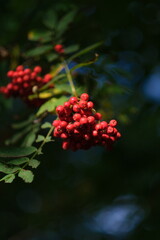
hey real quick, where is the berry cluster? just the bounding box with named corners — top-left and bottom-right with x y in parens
top-left (54, 44), bottom-right (64, 54)
top-left (0, 65), bottom-right (53, 106)
top-left (52, 93), bottom-right (121, 151)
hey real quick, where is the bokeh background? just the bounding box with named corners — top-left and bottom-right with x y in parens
top-left (1, 0), bottom-right (160, 239)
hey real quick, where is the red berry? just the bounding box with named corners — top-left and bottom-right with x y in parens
top-left (87, 116), bottom-right (95, 124)
top-left (109, 119), bottom-right (117, 127)
top-left (80, 117), bottom-right (88, 125)
top-left (16, 65), bottom-right (24, 71)
top-left (80, 93), bottom-right (89, 101)
top-left (60, 121), bottom-right (68, 128)
top-left (94, 112), bottom-right (102, 120)
top-left (73, 113), bottom-right (81, 121)
top-left (34, 66), bottom-right (42, 73)
top-left (73, 104), bottom-right (80, 112)
top-left (87, 101), bottom-right (94, 109)
top-left (100, 121), bottom-right (108, 129)
top-left (54, 44), bottom-right (64, 54)
top-left (79, 100), bottom-right (87, 109)
top-left (56, 105), bottom-right (64, 114)
top-left (7, 70), bottom-right (14, 78)
top-left (69, 97), bottom-right (78, 104)
top-left (52, 120), bottom-right (60, 127)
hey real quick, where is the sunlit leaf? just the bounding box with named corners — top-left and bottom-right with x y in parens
top-left (0, 162), bottom-right (20, 174)
top-left (28, 159), bottom-right (40, 169)
top-left (0, 174), bottom-right (15, 183)
top-left (18, 169), bottom-right (34, 183)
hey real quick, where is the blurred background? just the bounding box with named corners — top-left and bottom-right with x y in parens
top-left (1, 0), bottom-right (160, 239)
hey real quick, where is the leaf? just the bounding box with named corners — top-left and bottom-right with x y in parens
top-left (26, 45), bottom-right (53, 57)
top-left (68, 41), bottom-right (103, 62)
top-left (64, 44), bottom-right (79, 54)
top-left (70, 54), bottom-right (99, 72)
top-left (8, 157), bottom-right (29, 165)
top-left (46, 53), bottom-right (58, 62)
top-left (36, 96), bottom-right (68, 116)
top-left (36, 135), bottom-right (45, 143)
top-left (56, 10), bottom-right (77, 38)
top-left (0, 162), bottom-right (20, 174)
top-left (43, 10), bottom-right (57, 29)
top-left (28, 159), bottom-right (40, 169)
top-left (18, 169), bottom-right (34, 183)
top-left (0, 146), bottom-right (37, 158)
top-left (41, 122), bottom-right (52, 129)
top-left (28, 30), bottom-right (52, 42)
top-left (39, 73), bottom-right (66, 91)
top-left (38, 91), bottom-right (53, 99)
top-left (0, 174), bottom-right (15, 183)
top-left (21, 132), bottom-right (36, 147)
top-left (12, 115), bottom-right (35, 129)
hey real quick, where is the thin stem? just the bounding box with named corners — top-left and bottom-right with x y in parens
top-left (63, 60), bottom-right (78, 97)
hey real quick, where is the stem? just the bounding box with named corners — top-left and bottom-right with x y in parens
top-left (63, 60), bottom-right (78, 97)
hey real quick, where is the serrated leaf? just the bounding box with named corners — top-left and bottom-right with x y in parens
top-left (0, 162), bottom-right (20, 174)
top-left (56, 10), bottom-right (77, 38)
top-left (26, 45), bottom-right (53, 57)
top-left (43, 10), bottom-right (57, 29)
top-left (41, 122), bottom-right (52, 129)
top-left (28, 159), bottom-right (40, 169)
top-left (65, 44), bottom-right (79, 54)
top-left (68, 41), bottom-right (103, 62)
top-left (46, 53), bottom-right (58, 62)
top-left (46, 136), bottom-right (52, 142)
top-left (0, 174), bottom-right (15, 183)
top-left (18, 169), bottom-right (34, 183)
top-left (0, 146), bottom-right (37, 158)
top-left (36, 96), bottom-right (68, 116)
top-left (8, 157), bottom-right (29, 165)
top-left (36, 135), bottom-right (45, 143)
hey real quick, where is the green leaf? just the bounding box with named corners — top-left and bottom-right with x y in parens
top-left (12, 115), bottom-right (35, 129)
top-left (70, 54), bottom-right (99, 72)
top-left (36, 135), bottom-right (45, 143)
top-left (36, 96), bottom-right (68, 116)
top-left (0, 174), bottom-right (15, 183)
top-left (8, 157), bottom-right (29, 165)
top-left (0, 146), bottom-right (37, 158)
top-left (43, 10), bottom-right (57, 29)
top-left (28, 30), bottom-right (52, 42)
top-left (68, 41), bottom-right (103, 62)
top-left (41, 122), bottom-right (52, 129)
top-left (56, 10), bottom-right (77, 38)
top-left (21, 132), bottom-right (36, 147)
top-left (39, 73), bottom-right (66, 91)
top-left (0, 162), bottom-right (20, 174)
top-left (46, 53), bottom-right (58, 62)
top-left (28, 159), bottom-right (40, 169)
top-left (18, 169), bottom-right (34, 183)
top-left (64, 44), bottom-right (79, 54)
top-left (26, 45), bottom-right (53, 57)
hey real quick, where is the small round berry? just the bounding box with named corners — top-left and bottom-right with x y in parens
top-left (56, 105), bottom-right (64, 114)
top-left (102, 134), bottom-right (109, 140)
top-left (109, 119), bottom-right (117, 127)
top-left (24, 68), bottom-right (31, 74)
top-left (73, 113), bottom-right (81, 121)
top-left (107, 126), bottom-right (114, 134)
top-left (74, 121), bottom-right (81, 128)
top-left (87, 101), bottom-right (94, 109)
top-left (34, 66), bottom-right (42, 73)
top-left (80, 117), bottom-right (88, 125)
top-left (79, 100), bottom-right (87, 109)
top-left (52, 120), bottom-right (60, 127)
top-left (7, 70), bottom-right (14, 78)
top-left (95, 123), bottom-right (102, 131)
top-left (60, 121), bottom-right (68, 128)
top-left (64, 101), bottom-right (71, 109)
top-left (31, 72), bottom-right (37, 79)
top-left (94, 112), bottom-right (102, 120)
top-left (80, 93), bottom-right (89, 101)
top-left (100, 121), bottom-right (108, 129)
top-left (69, 97), bottom-right (78, 104)
top-left (92, 130), bottom-right (98, 136)
top-left (87, 116), bottom-right (95, 124)
top-left (16, 65), bottom-right (24, 71)
top-left (84, 134), bottom-right (90, 141)
top-left (44, 74), bottom-right (52, 82)
top-left (66, 124), bottom-right (75, 132)
top-left (116, 132), bottom-right (121, 138)
top-left (23, 75), bottom-right (29, 81)
top-left (54, 44), bottom-right (64, 54)
top-left (61, 133), bottom-right (68, 139)
top-left (73, 104), bottom-right (80, 112)
top-left (62, 141), bottom-right (70, 150)
top-left (18, 71), bottom-right (24, 77)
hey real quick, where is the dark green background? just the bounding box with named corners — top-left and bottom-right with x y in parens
top-left (1, 0), bottom-right (160, 239)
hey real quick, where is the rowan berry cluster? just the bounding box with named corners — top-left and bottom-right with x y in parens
top-left (52, 93), bottom-right (121, 151)
top-left (54, 44), bottom-right (64, 54)
top-left (0, 65), bottom-right (53, 106)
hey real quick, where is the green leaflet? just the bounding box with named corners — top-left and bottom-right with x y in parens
top-left (18, 169), bottom-right (34, 183)
top-left (0, 146), bottom-right (37, 158)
